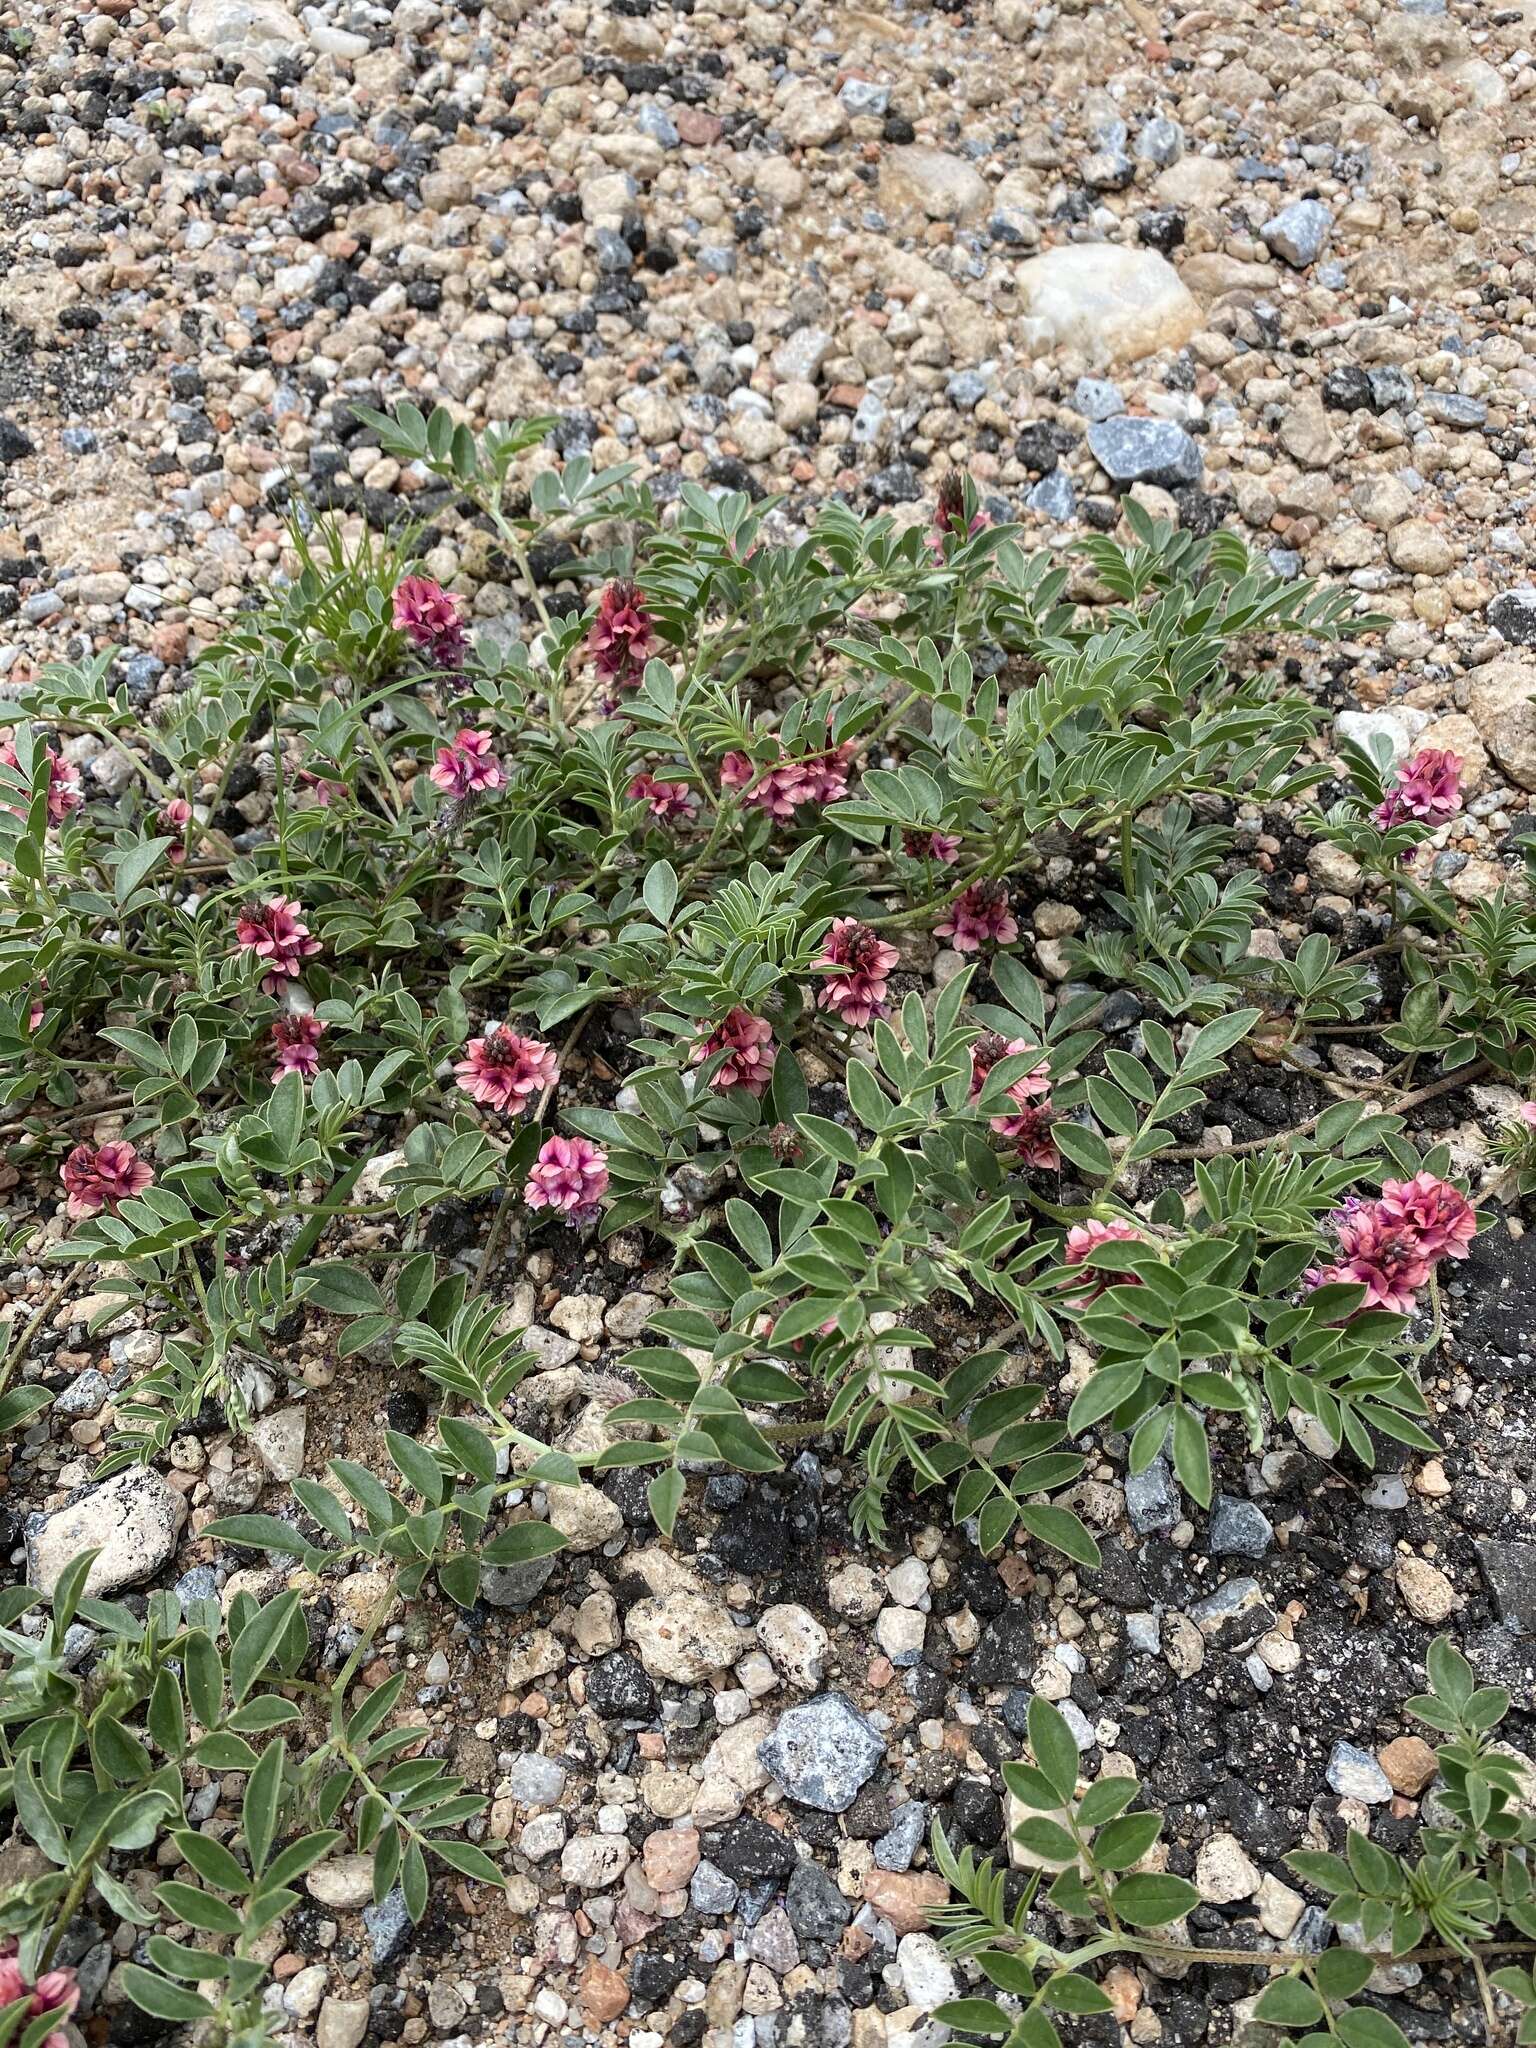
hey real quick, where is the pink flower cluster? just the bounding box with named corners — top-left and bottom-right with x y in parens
top-left (719, 741), bottom-right (856, 820)
top-left (455, 1026), bottom-right (559, 1115)
top-left (60, 1140), bottom-right (154, 1220)
top-left (970, 1033), bottom-right (1058, 1166)
top-left (903, 827), bottom-right (961, 865)
top-left (0, 1944), bottom-right (78, 2048)
top-left (429, 728), bottom-right (504, 800)
top-left (588, 580), bottom-right (657, 688)
top-left (816, 919), bottom-right (899, 1028)
top-left (160, 796), bottom-right (193, 865)
top-left (1519, 1103), bottom-right (1536, 1132)
top-left (1374, 748), bottom-right (1463, 831)
top-left (628, 771), bottom-right (697, 823)
top-left (235, 897), bottom-right (322, 995)
top-left (393, 577), bottom-right (468, 670)
top-left (271, 1011), bottom-right (325, 1082)
top-left (525, 1135), bottom-right (609, 1222)
top-left (0, 729), bottom-right (81, 827)
top-left (936, 879), bottom-right (1018, 953)
top-left (1308, 1172), bottom-right (1477, 1315)
top-left (1064, 1217), bottom-right (1147, 1298)
top-left (928, 470), bottom-right (990, 562)
top-left (693, 1008), bottom-right (777, 1096)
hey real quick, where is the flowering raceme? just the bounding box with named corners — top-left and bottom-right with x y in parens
top-left (928, 469), bottom-right (990, 561)
top-left (455, 1026), bottom-right (558, 1114)
top-left (271, 1011), bottom-right (325, 1082)
top-left (429, 729), bottom-right (504, 800)
top-left (1374, 748), bottom-right (1463, 830)
top-left (236, 898), bottom-right (322, 994)
top-left (816, 919), bottom-right (898, 1027)
top-left (393, 576), bottom-right (468, 669)
top-left (628, 771), bottom-right (697, 823)
top-left (1377, 1172), bottom-right (1476, 1262)
top-left (0, 729), bottom-right (81, 826)
top-left (719, 742), bottom-right (855, 819)
top-left (0, 1944), bottom-right (78, 2048)
top-left (936, 879), bottom-right (1018, 953)
top-left (693, 1008), bottom-right (776, 1095)
top-left (159, 796), bottom-right (193, 864)
top-left (60, 1140), bottom-right (154, 1220)
top-left (588, 579), bottom-right (657, 688)
top-left (1064, 1218), bottom-right (1147, 1298)
top-left (525, 1135), bottom-right (609, 1222)
top-left (970, 1032), bottom-right (1058, 1164)
top-left (903, 827), bottom-right (961, 865)
top-left (1307, 1172), bottom-right (1476, 1314)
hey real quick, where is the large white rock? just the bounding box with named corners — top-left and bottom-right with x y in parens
top-left (26, 1469), bottom-right (186, 1598)
top-left (1015, 245), bottom-right (1201, 367)
top-left (185, 0), bottom-right (308, 68)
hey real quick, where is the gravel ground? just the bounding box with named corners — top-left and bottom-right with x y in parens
top-left (4, 0), bottom-right (1536, 2044)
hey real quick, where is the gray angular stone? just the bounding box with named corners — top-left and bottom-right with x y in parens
top-left (1136, 117), bottom-right (1183, 166)
top-left (53, 1370), bottom-right (109, 1419)
top-left (479, 1550), bottom-right (558, 1610)
top-left (838, 79), bottom-right (890, 117)
top-left (1261, 200), bottom-right (1333, 267)
top-left (1028, 470), bottom-right (1077, 521)
top-left (1477, 1539), bottom-right (1536, 1633)
top-left (1125, 1454), bottom-right (1180, 1536)
top-left (634, 104), bottom-right (679, 149)
top-left (786, 1854), bottom-right (851, 1939)
top-left (758, 1693), bottom-right (886, 1812)
top-left (364, 1887), bottom-right (411, 1967)
top-left (1087, 416), bottom-right (1202, 489)
top-left (690, 1859), bottom-right (739, 1914)
top-left (1367, 367), bottom-right (1414, 413)
top-left (1422, 393), bottom-right (1487, 428)
top-left (1072, 377), bottom-right (1124, 422)
top-left (1326, 1741), bottom-right (1392, 1804)
top-left (1190, 1576), bottom-right (1276, 1652)
top-left (873, 1799), bottom-right (928, 1871)
top-left (1208, 1494), bottom-right (1274, 1559)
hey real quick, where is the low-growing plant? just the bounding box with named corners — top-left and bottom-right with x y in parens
top-left (0, 410), bottom-right (1529, 2038)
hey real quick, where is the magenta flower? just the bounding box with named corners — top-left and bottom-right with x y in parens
top-left (968, 1031), bottom-right (1058, 1164)
top-left (1377, 1172), bottom-right (1477, 1262)
top-left (0, 1945), bottom-right (79, 2048)
top-left (429, 728), bottom-right (504, 800)
top-left (798, 742), bottom-right (857, 807)
top-left (525, 1134), bottom-right (609, 1222)
top-left (0, 729), bottom-right (81, 827)
top-left (1064, 1218), bottom-right (1147, 1298)
top-left (271, 1011), bottom-right (325, 1082)
top-left (928, 470), bottom-right (990, 562)
top-left (393, 576), bottom-right (468, 670)
top-left (935, 879), bottom-right (1018, 953)
top-left (718, 742), bottom-right (856, 819)
top-left (297, 768), bottom-right (346, 808)
top-left (27, 974), bottom-right (45, 1033)
top-left (588, 579), bottom-right (657, 688)
top-left (816, 919), bottom-right (899, 1028)
top-left (693, 1008), bottom-right (777, 1096)
top-left (903, 828), bottom-right (961, 865)
top-left (160, 796), bottom-right (193, 865)
top-left (1321, 1205), bottom-right (1434, 1315)
top-left (455, 1025), bottom-right (559, 1115)
top-left (1374, 748), bottom-right (1463, 830)
top-left (60, 1140), bottom-right (154, 1221)
top-left (628, 771), bottom-right (697, 823)
top-left (235, 897), bottom-right (322, 994)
